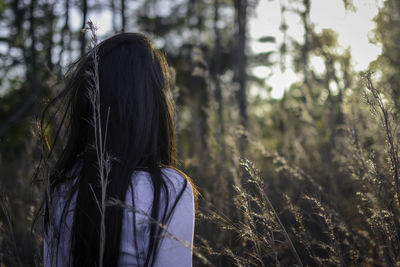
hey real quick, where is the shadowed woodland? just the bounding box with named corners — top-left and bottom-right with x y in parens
top-left (1, 0), bottom-right (400, 266)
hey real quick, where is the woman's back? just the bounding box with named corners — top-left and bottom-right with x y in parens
top-left (44, 165), bottom-right (194, 267)
top-left (38, 32), bottom-right (197, 266)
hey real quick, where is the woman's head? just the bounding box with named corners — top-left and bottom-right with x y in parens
top-left (65, 32), bottom-right (176, 170)
top-left (40, 33), bottom-right (185, 267)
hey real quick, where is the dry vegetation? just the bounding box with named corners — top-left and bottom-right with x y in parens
top-left (191, 73), bottom-right (400, 266)
top-left (2, 37), bottom-right (400, 267)
top-left (1, 1), bottom-right (400, 266)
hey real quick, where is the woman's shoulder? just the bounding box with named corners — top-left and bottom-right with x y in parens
top-left (131, 167), bottom-right (193, 196)
top-left (161, 167), bottom-right (194, 206)
top-left (127, 167), bottom-right (194, 212)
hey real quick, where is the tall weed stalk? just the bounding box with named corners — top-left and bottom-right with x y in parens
top-left (85, 21), bottom-right (112, 267)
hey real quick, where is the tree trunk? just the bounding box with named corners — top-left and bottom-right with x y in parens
top-left (58, 0), bottom-right (70, 76)
top-left (80, 0), bottom-right (88, 55)
top-left (111, 0), bottom-right (117, 32)
top-left (45, 3), bottom-right (55, 71)
top-left (235, 0), bottom-right (248, 152)
top-left (213, 0), bottom-right (224, 137)
top-left (235, 0), bottom-right (247, 127)
top-left (212, 0), bottom-right (226, 160)
top-left (121, 0), bottom-right (126, 32)
top-left (29, 0), bottom-right (38, 117)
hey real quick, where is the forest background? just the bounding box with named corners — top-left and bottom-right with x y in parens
top-left (1, 0), bottom-right (400, 266)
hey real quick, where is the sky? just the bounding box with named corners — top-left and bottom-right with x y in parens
top-left (249, 0), bottom-right (383, 98)
top-left (70, 0), bottom-right (384, 99)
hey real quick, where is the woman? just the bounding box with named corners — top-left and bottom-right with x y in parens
top-left (39, 32), bottom-right (196, 267)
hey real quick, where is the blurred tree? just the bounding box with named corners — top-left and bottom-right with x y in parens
top-left (0, 0), bottom-right (50, 155)
top-left (80, 0), bottom-right (88, 55)
top-left (370, 0), bottom-right (400, 112)
top-left (262, 0), bottom-right (355, 199)
top-left (234, 0), bottom-right (248, 131)
top-left (2, 0), bottom-right (396, 266)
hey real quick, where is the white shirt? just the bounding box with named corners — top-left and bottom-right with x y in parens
top-left (43, 167), bottom-right (195, 267)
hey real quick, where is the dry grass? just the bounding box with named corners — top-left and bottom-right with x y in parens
top-left (191, 73), bottom-right (400, 266)
top-left (1, 28), bottom-right (400, 267)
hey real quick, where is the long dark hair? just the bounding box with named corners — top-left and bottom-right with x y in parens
top-left (36, 32), bottom-right (195, 266)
